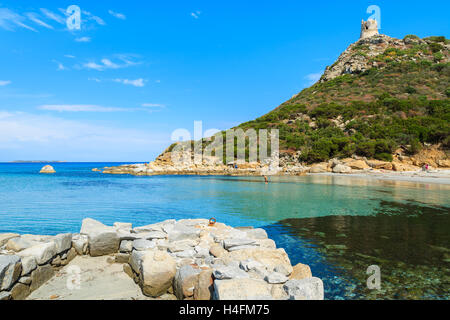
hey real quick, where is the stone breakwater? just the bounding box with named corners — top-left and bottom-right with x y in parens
top-left (0, 218), bottom-right (323, 300)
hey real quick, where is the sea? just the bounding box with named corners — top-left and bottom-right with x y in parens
top-left (0, 162), bottom-right (448, 300)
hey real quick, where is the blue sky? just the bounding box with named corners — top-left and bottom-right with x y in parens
top-left (0, 0), bottom-right (449, 161)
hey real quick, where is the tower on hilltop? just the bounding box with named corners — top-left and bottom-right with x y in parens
top-left (360, 19), bottom-right (379, 39)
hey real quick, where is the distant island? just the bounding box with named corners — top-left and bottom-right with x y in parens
top-left (10, 161), bottom-right (66, 163)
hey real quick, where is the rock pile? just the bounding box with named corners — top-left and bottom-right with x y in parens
top-left (0, 218), bottom-right (324, 300)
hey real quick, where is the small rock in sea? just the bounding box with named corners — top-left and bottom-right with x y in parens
top-left (39, 165), bottom-right (56, 174)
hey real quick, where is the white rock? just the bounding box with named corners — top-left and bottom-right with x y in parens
top-left (80, 218), bottom-right (119, 257)
top-left (0, 255), bottom-right (22, 291)
top-left (129, 250), bottom-right (145, 274)
top-left (265, 272), bottom-right (289, 284)
top-left (213, 265), bottom-right (250, 280)
top-left (140, 250), bottom-right (177, 297)
top-left (119, 240), bottom-right (133, 253)
top-left (244, 228), bottom-right (268, 240)
top-left (20, 255), bottom-right (37, 276)
top-left (113, 222), bottom-right (132, 230)
top-left (53, 233), bottom-right (72, 254)
top-left (132, 239), bottom-right (156, 251)
top-left (72, 234), bottom-right (88, 255)
top-left (0, 234), bottom-right (20, 247)
top-left (283, 278), bottom-right (324, 300)
top-left (214, 279), bottom-right (273, 300)
top-left (18, 242), bottom-right (57, 265)
top-left (222, 238), bottom-right (257, 250)
top-left (168, 224), bottom-right (201, 242)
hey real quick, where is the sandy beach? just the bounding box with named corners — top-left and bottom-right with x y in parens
top-left (311, 169), bottom-right (450, 185)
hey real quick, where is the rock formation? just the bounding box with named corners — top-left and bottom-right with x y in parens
top-left (0, 218), bottom-right (324, 300)
top-left (39, 165), bottom-right (56, 174)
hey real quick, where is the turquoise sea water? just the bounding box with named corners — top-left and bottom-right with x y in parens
top-left (0, 163), bottom-right (449, 300)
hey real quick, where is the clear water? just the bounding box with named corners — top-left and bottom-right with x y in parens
top-left (0, 163), bottom-right (449, 299)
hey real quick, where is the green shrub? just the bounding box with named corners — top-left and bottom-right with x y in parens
top-left (405, 86), bottom-right (417, 94)
top-left (429, 42), bottom-right (443, 53)
top-left (375, 153), bottom-right (393, 162)
top-left (404, 34), bottom-right (420, 40)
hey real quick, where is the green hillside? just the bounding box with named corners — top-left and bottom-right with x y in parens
top-left (235, 34), bottom-right (450, 163)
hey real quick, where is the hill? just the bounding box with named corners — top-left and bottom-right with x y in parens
top-left (236, 34), bottom-right (449, 164)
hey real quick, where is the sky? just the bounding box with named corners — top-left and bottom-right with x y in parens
top-left (0, 0), bottom-right (449, 162)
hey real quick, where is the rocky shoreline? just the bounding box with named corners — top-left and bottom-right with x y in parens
top-left (0, 218), bottom-right (323, 300)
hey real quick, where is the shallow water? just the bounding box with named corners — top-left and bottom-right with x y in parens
top-left (0, 163), bottom-right (449, 299)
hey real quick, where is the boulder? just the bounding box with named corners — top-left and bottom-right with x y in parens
top-left (113, 222), bottom-right (132, 230)
top-left (72, 234), bottom-right (88, 255)
top-left (209, 244), bottom-right (227, 258)
top-left (222, 238), bottom-right (257, 251)
top-left (346, 160), bottom-right (370, 170)
top-left (0, 233), bottom-right (19, 247)
top-left (40, 165), bottom-right (56, 173)
top-left (265, 272), bottom-right (289, 284)
top-left (0, 291), bottom-right (11, 300)
top-left (167, 224), bottom-right (201, 242)
top-left (0, 255), bottom-right (22, 290)
top-left (243, 228), bottom-right (268, 240)
top-left (140, 250), bottom-right (177, 297)
top-left (6, 237), bottom-right (38, 252)
top-left (53, 233), bottom-right (72, 254)
top-left (132, 239), bottom-right (156, 251)
top-left (18, 242), bottom-right (57, 265)
top-left (392, 162), bottom-right (419, 172)
top-left (213, 265), bottom-right (250, 280)
top-left (290, 263), bottom-right (312, 280)
top-left (283, 277), bottom-right (324, 300)
top-left (223, 248), bottom-right (293, 275)
top-left (174, 265), bottom-right (201, 299)
top-left (366, 160), bottom-right (393, 170)
top-left (30, 265), bottom-right (54, 292)
top-left (80, 218), bottom-right (120, 257)
top-left (11, 282), bottom-right (30, 300)
top-left (437, 159), bottom-right (450, 168)
top-left (115, 253), bottom-right (130, 264)
top-left (20, 256), bottom-right (37, 276)
top-left (129, 250), bottom-right (146, 274)
top-left (119, 240), bottom-right (133, 253)
top-left (332, 164), bottom-right (352, 173)
top-left (194, 268), bottom-right (214, 300)
top-left (309, 163), bottom-right (328, 173)
top-left (214, 279), bottom-right (272, 300)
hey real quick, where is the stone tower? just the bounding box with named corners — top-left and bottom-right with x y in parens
top-left (360, 19), bottom-right (379, 39)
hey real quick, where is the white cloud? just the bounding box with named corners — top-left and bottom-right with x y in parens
top-left (53, 60), bottom-right (66, 71)
top-left (113, 78), bottom-right (145, 87)
top-left (0, 8), bottom-right (37, 32)
top-left (82, 55), bottom-right (140, 71)
top-left (40, 8), bottom-right (65, 24)
top-left (142, 103), bottom-right (165, 108)
top-left (38, 104), bottom-right (128, 112)
top-left (0, 111), bottom-right (168, 161)
top-left (82, 10), bottom-right (106, 26)
top-left (75, 36), bottom-right (91, 43)
top-left (191, 11), bottom-right (201, 19)
top-left (0, 80), bottom-right (11, 86)
top-left (25, 12), bottom-right (54, 29)
top-left (108, 10), bottom-right (126, 20)
top-left (101, 59), bottom-right (120, 69)
top-left (88, 78), bottom-right (102, 83)
top-left (305, 73), bottom-right (322, 84)
top-left (64, 54), bottom-right (76, 59)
